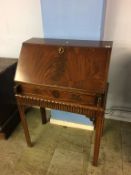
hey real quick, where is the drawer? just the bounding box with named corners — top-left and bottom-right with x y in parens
top-left (20, 84), bottom-right (97, 106)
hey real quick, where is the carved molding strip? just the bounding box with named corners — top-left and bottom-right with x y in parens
top-left (16, 94), bottom-right (103, 117)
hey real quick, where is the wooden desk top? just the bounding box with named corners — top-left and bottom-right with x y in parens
top-left (15, 38), bottom-right (112, 94)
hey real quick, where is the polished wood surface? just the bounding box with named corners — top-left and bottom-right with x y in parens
top-left (24, 38), bottom-right (112, 47)
top-left (15, 38), bottom-right (112, 166)
top-left (15, 38), bottom-right (112, 94)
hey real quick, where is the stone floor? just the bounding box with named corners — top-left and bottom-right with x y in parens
top-left (0, 108), bottom-right (131, 175)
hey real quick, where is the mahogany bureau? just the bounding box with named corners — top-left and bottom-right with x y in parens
top-left (14, 38), bottom-right (112, 166)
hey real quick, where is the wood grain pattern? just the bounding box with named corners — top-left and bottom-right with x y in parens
top-left (15, 39), bottom-right (112, 94)
top-left (14, 38), bottom-right (112, 166)
top-left (17, 83), bottom-right (98, 106)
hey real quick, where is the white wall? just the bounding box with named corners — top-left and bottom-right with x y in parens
top-left (104, 0), bottom-right (131, 112)
top-left (0, 0), bottom-right (43, 58)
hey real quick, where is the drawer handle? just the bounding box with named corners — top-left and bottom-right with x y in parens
top-left (52, 90), bottom-right (60, 98)
top-left (58, 47), bottom-right (64, 55)
top-left (14, 84), bottom-right (22, 93)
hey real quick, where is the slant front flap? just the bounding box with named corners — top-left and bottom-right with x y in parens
top-left (15, 38), bottom-right (112, 94)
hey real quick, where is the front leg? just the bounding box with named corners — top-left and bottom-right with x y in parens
top-left (17, 100), bottom-right (32, 147)
top-left (93, 111), bottom-right (104, 166)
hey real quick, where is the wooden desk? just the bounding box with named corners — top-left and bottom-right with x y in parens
top-left (14, 38), bottom-right (112, 166)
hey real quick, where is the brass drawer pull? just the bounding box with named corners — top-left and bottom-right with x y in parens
top-left (58, 47), bottom-right (64, 55)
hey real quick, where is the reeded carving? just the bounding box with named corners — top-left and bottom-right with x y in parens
top-left (16, 94), bottom-right (103, 118)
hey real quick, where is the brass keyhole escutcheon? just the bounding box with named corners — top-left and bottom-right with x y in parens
top-left (58, 47), bottom-right (64, 55)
